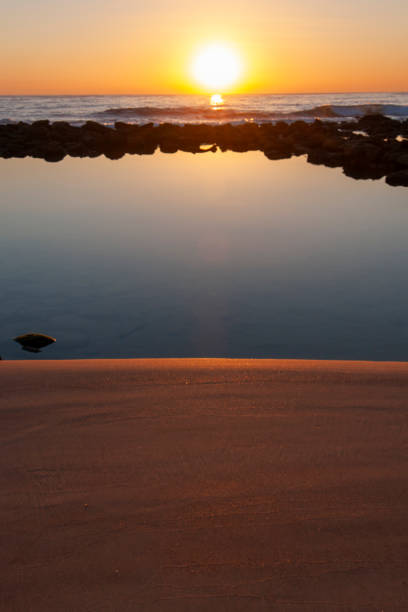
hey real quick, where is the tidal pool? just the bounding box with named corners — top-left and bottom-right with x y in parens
top-left (1, 151), bottom-right (408, 360)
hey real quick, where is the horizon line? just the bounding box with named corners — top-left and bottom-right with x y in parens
top-left (1, 90), bottom-right (408, 97)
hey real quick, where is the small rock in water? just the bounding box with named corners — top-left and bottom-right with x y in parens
top-left (14, 333), bottom-right (56, 353)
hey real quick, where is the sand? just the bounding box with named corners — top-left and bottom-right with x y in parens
top-left (1, 358), bottom-right (408, 611)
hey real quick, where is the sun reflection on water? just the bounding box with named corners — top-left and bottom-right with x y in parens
top-left (210, 94), bottom-right (224, 108)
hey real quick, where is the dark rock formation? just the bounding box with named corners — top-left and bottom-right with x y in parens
top-left (386, 170), bottom-right (408, 187)
top-left (0, 115), bottom-right (407, 186)
top-left (14, 333), bottom-right (56, 353)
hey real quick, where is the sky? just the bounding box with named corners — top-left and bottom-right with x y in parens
top-left (1, 0), bottom-right (407, 94)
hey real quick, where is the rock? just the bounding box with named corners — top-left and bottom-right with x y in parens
top-left (104, 149), bottom-right (125, 160)
top-left (160, 142), bottom-right (179, 154)
top-left (14, 333), bottom-right (56, 353)
top-left (114, 121), bottom-right (139, 133)
top-left (307, 149), bottom-right (343, 167)
top-left (357, 114), bottom-right (398, 133)
top-left (290, 120), bottom-right (310, 133)
top-left (343, 163), bottom-right (387, 181)
top-left (52, 121), bottom-right (72, 130)
top-left (27, 124), bottom-right (50, 140)
top-left (396, 154), bottom-right (408, 168)
top-left (346, 142), bottom-right (382, 163)
top-left (321, 137), bottom-right (344, 153)
top-left (264, 148), bottom-right (292, 160)
top-left (339, 141), bottom-right (388, 179)
top-left (82, 121), bottom-right (110, 134)
top-left (386, 170), bottom-right (408, 187)
top-left (274, 121), bottom-right (291, 135)
top-left (51, 122), bottom-right (78, 141)
top-left (65, 142), bottom-right (88, 157)
top-left (88, 149), bottom-right (102, 158)
top-left (31, 120), bottom-right (50, 128)
top-left (0, 118), bottom-right (407, 187)
top-left (42, 142), bottom-right (66, 162)
top-left (296, 127), bottom-right (327, 149)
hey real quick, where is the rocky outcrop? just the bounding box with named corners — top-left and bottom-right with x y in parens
top-left (13, 333), bottom-right (56, 353)
top-left (1, 115), bottom-right (408, 186)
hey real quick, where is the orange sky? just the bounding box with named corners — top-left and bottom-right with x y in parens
top-left (1, 0), bottom-right (407, 94)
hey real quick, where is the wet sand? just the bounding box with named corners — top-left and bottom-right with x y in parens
top-left (2, 358), bottom-right (408, 611)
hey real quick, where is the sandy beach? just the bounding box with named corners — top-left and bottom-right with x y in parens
top-left (2, 358), bottom-right (408, 610)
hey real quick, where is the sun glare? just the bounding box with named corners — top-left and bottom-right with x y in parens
top-left (192, 44), bottom-right (241, 92)
top-left (210, 94), bottom-right (224, 106)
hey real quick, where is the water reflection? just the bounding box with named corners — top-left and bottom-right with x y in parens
top-left (1, 151), bottom-right (408, 360)
top-left (210, 94), bottom-right (224, 107)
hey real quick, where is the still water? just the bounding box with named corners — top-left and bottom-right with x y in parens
top-left (1, 151), bottom-right (408, 360)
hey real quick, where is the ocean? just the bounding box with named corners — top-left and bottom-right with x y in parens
top-left (2, 92), bottom-right (408, 360)
top-left (1, 92), bottom-right (408, 126)
top-left (2, 149), bottom-right (408, 360)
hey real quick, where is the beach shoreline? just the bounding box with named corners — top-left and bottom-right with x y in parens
top-left (2, 357), bottom-right (408, 610)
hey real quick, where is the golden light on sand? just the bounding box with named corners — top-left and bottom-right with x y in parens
top-left (192, 44), bottom-right (241, 92)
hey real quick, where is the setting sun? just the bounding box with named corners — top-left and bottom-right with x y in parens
top-left (192, 43), bottom-right (242, 92)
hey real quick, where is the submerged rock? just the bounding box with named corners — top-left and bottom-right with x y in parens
top-left (14, 333), bottom-right (56, 353)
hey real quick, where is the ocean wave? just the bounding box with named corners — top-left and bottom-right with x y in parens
top-left (94, 103), bottom-right (408, 124)
top-left (95, 105), bottom-right (270, 120)
top-left (94, 104), bottom-right (339, 121)
top-left (2, 97), bottom-right (408, 127)
top-left (327, 104), bottom-right (408, 118)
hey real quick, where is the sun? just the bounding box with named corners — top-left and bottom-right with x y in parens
top-left (192, 43), bottom-right (242, 92)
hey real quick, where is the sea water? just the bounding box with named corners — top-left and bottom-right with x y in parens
top-left (1, 150), bottom-right (408, 360)
top-left (1, 92), bottom-right (408, 126)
